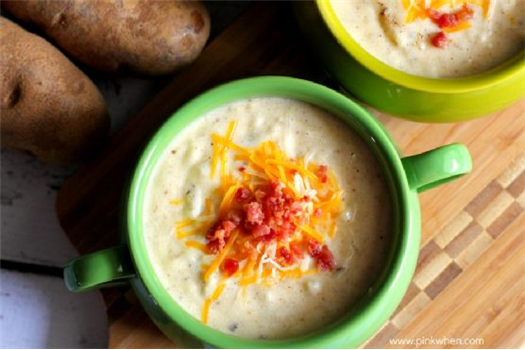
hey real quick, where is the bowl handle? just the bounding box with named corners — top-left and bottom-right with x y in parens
top-left (64, 245), bottom-right (136, 292)
top-left (401, 143), bottom-right (472, 193)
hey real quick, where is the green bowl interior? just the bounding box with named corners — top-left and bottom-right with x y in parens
top-left (127, 76), bottom-right (416, 348)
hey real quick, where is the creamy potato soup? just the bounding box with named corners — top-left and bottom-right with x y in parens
top-left (331, 0), bottom-right (525, 77)
top-left (144, 98), bottom-right (392, 339)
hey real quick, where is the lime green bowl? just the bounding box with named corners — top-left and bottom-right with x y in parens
top-left (64, 77), bottom-right (472, 348)
top-left (293, 1), bottom-right (525, 123)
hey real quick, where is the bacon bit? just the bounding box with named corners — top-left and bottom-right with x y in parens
top-left (235, 187), bottom-right (251, 202)
top-left (428, 4), bottom-right (473, 28)
top-left (206, 220), bottom-right (237, 253)
top-left (431, 31), bottom-right (448, 48)
top-left (260, 229), bottom-right (276, 242)
top-left (314, 208), bottom-right (323, 219)
top-left (206, 239), bottom-right (221, 254)
top-left (307, 239), bottom-right (335, 271)
top-left (276, 221), bottom-right (295, 242)
top-left (289, 241), bottom-right (304, 259)
top-left (252, 224), bottom-right (271, 238)
top-left (317, 246), bottom-right (336, 271)
top-left (278, 247), bottom-right (295, 265)
top-left (318, 165), bottom-right (328, 183)
top-left (238, 166), bottom-right (246, 172)
top-left (308, 239), bottom-right (322, 257)
top-left (222, 258), bottom-right (239, 276)
top-left (428, 9), bottom-right (454, 27)
top-left (244, 202), bottom-right (264, 225)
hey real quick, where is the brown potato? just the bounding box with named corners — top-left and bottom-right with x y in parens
top-left (1, 0), bottom-right (211, 76)
top-left (0, 17), bottom-right (109, 165)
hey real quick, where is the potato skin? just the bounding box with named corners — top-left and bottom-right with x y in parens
top-left (2, 0), bottom-right (211, 76)
top-left (0, 17), bottom-right (109, 165)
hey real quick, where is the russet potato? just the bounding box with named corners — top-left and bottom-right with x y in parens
top-left (0, 17), bottom-right (109, 165)
top-left (2, 0), bottom-right (211, 76)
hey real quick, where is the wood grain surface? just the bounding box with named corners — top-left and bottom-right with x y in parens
top-left (55, 2), bottom-right (525, 348)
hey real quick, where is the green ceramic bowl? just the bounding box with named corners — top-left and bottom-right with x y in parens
top-left (293, 1), bottom-right (525, 123)
top-left (63, 77), bottom-right (472, 348)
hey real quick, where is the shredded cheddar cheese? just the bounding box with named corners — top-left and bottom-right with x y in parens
top-left (174, 219), bottom-right (195, 229)
top-left (169, 198), bottom-right (184, 206)
top-left (329, 222), bottom-right (337, 239)
top-left (185, 240), bottom-right (207, 253)
top-left (172, 120), bottom-right (344, 324)
top-left (175, 220), bottom-right (213, 239)
top-left (217, 184), bottom-right (241, 220)
top-left (404, 0), bottom-right (491, 23)
top-left (403, 0), bottom-right (491, 47)
top-left (202, 282), bottom-right (226, 324)
top-left (298, 225), bottom-right (325, 243)
top-left (443, 21), bottom-right (472, 32)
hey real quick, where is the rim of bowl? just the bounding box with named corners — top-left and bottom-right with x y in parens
top-left (316, 0), bottom-right (525, 94)
top-left (127, 76), bottom-right (416, 348)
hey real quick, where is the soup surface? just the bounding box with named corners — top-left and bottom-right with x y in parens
top-left (330, 0), bottom-right (525, 78)
top-left (144, 98), bottom-right (392, 339)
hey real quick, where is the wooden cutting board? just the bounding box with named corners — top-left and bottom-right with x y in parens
top-left (56, 2), bottom-right (525, 348)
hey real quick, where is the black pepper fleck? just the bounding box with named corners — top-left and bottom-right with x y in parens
top-left (228, 323), bottom-right (239, 332)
